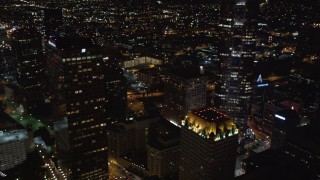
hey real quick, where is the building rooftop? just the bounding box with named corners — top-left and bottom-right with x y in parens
top-left (48, 36), bottom-right (95, 50)
top-left (11, 28), bottom-right (41, 40)
top-left (0, 129), bottom-right (28, 145)
top-left (148, 118), bottom-right (180, 150)
top-left (192, 107), bottom-right (231, 123)
top-left (182, 107), bottom-right (238, 140)
top-left (167, 66), bottom-right (205, 79)
top-left (107, 122), bottom-right (134, 133)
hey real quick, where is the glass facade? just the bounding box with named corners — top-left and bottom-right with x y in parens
top-left (11, 29), bottom-right (46, 112)
top-left (215, 0), bottom-right (259, 129)
top-left (46, 37), bottom-right (108, 180)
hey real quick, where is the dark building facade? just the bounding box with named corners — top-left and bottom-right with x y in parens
top-left (161, 67), bottom-right (207, 126)
top-left (11, 28), bottom-right (46, 113)
top-left (271, 109), bottom-right (299, 150)
top-left (46, 36), bottom-right (108, 179)
top-left (239, 149), bottom-right (317, 180)
top-left (241, 114), bottom-right (320, 179)
top-left (289, 62), bottom-right (320, 116)
top-left (103, 49), bottom-right (127, 124)
top-left (179, 107), bottom-right (238, 180)
top-left (147, 118), bottom-right (180, 179)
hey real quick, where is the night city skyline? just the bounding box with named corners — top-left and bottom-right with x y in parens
top-left (0, 0), bottom-right (319, 180)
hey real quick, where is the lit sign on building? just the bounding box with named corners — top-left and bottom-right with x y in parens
top-left (257, 74), bottom-right (269, 87)
top-left (257, 83), bottom-right (269, 87)
top-left (169, 120), bottom-right (181, 128)
top-left (200, 66), bottom-right (204, 75)
top-left (257, 74), bottom-right (263, 83)
top-left (275, 114), bottom-right (286, 120)
top-left (48, 41), bottom-right (56, 47)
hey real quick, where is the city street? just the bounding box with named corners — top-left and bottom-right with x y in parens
top-left (36, 144), bottom-right (67, 180)
top-left (128, 98), bottom-right (144, 115)
top-left (235, 153), bottom-right (248, 177)
top-left (247, 118), bottom-right (271, 142)
top-left (109, 162), bottom-right (142, 180)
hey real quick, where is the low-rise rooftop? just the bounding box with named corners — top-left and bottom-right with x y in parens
top-left (167, 66), bottom-right (206, 79)
top-left (0, 129), bottom-right (28, 145)
top-left (48, 36), bottom-right (95, 50)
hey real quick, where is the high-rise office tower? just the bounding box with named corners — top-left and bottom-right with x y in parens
top-left (107, 117), bottom-right (159, 164)
top-left (103, 49), bottom-right (127, 123)
top-left (218, 0), bottom-right (235, 37)
top-left (214, 0), bottom-right (259, 129)
top-left (161, 67), bottom-right (207, 126)
top-left (179, 107), bottom-right (238, 180)
top-left (11, 29), bottom-right (46, 113)
top-left (46, 36), bottom-right (108, 179)
top-left (271, 109), bottom-right (299, 150)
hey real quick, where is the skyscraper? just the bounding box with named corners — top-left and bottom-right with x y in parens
top-left (179, 107), bottom-right (238, 180)
top-left (214, 0), bottom-right (259, 129)
top-left (103, 48), bottom-right (127, 124)
top-left (271, 109), bottom-right (299, 150)
top-left (11, 28), bottom-right (46, 113)
top-left (46, 36), bottom-right (108, 179)
top-left (161, 67), bottom-right (207, 126)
